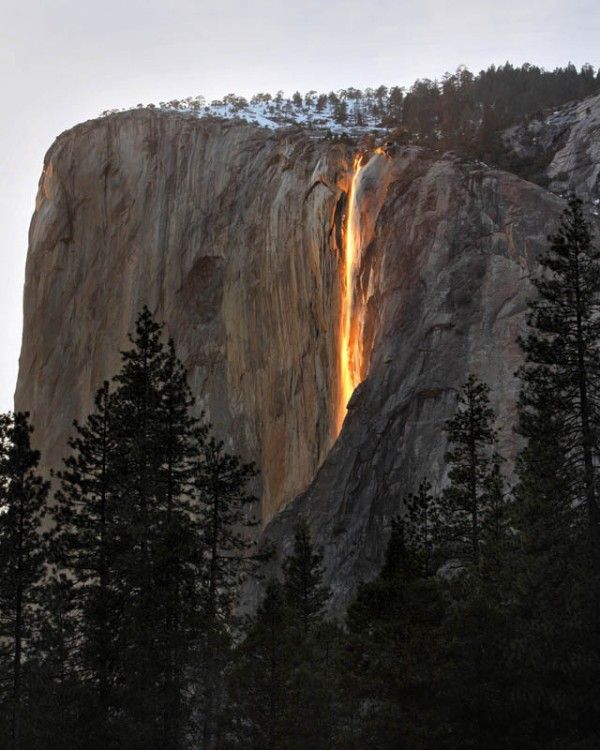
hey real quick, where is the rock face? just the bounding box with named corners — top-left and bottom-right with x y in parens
top-left (503, 91), bottom-right (600, 201)
top-left (16, 105), bottom-right (597, 610)
top-left (259, 149), bottom-right (568, 611)
top-left (16, 110), bottom-right (354, 521)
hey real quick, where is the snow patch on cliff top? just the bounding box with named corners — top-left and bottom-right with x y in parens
top-left (102, 96), bottom-right (389, 137)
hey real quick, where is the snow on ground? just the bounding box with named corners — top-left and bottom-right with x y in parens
top-left (103, 95), bottom-right (390, 138)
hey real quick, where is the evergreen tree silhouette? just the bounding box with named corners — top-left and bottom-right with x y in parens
top-left (0, 413), bottom-right (49, 750)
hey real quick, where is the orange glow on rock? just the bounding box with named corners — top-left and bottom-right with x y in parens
top-left (337, 153), bottom-right (365, 434)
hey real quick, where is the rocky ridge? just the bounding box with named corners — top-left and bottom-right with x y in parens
top-left (503, 90), bottom-right (600, 203)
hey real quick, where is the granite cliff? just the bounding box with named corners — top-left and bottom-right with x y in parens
top-left (17, 111), bottom-right (352, 522)
top-left (262, 150), bottom-right (564, 610)
top-left (504, 90), bottom-right (600, 199)
top-left (16, 94), bottom-right (600, 609)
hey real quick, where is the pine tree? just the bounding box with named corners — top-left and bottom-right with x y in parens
top-left (342, 521), bottom-right (449, 749)
top-left (107, 308), bottom-right (205, 749)
top-left (421, 378), bottom-right (512, 745)
top-left (196, 436), bottom-right (259, 749)
top-left (403, 479), bottom-right (441, 577)
top-left (282, 520), bottom-right (329, 637)
top-left (152, 338), bottom-right (208, 749)
top-left (27, 572), bottom-right (84, 750)
top-left (517, 195), bottom-right (600, 577)
top-left (279, 522), bottom-right (337, 750)
top-left (46, 307), bottom-right (263, 748)
top-left (50, 308), bottom-right (213, 749)
top-left (220, 580), bottom-right (290, 750)
top-left (0, 412), bottom-right (49, 750)
top-left (438, 375), bottom-right (504, 568)
top-left (50, 381), bottom-right (119, 747)
top-left (333, 100), bottom-right (348, 125)
top-left (220, 526), bottom-right (336, 750)
top-left (440, 462), bottom-right (514, 748)
top-left (506, 197), bottom-right (600, 744)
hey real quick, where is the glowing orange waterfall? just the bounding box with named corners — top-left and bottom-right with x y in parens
top-left (337, 153), bottom-right (366, 434)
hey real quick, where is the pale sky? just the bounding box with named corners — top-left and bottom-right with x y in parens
top-left (1, 0), bottom-right (599, 411)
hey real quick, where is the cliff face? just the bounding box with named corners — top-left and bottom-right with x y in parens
top-left (16, 111), bottom-right (353, 521)
top-left (503, 90), bottom-right (600, 200)
top-left (17, 105), bottom-right (595, 609)
top-left (261, 151), bottom-right (566, 610)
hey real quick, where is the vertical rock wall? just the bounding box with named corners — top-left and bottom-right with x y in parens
top-left (16, 111), bottom-right (353, 522)
top-left (261, 149), bottom-right (575, 610)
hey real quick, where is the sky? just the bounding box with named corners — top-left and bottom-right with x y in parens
top-left (1, 0), bottom-right (599, 411)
